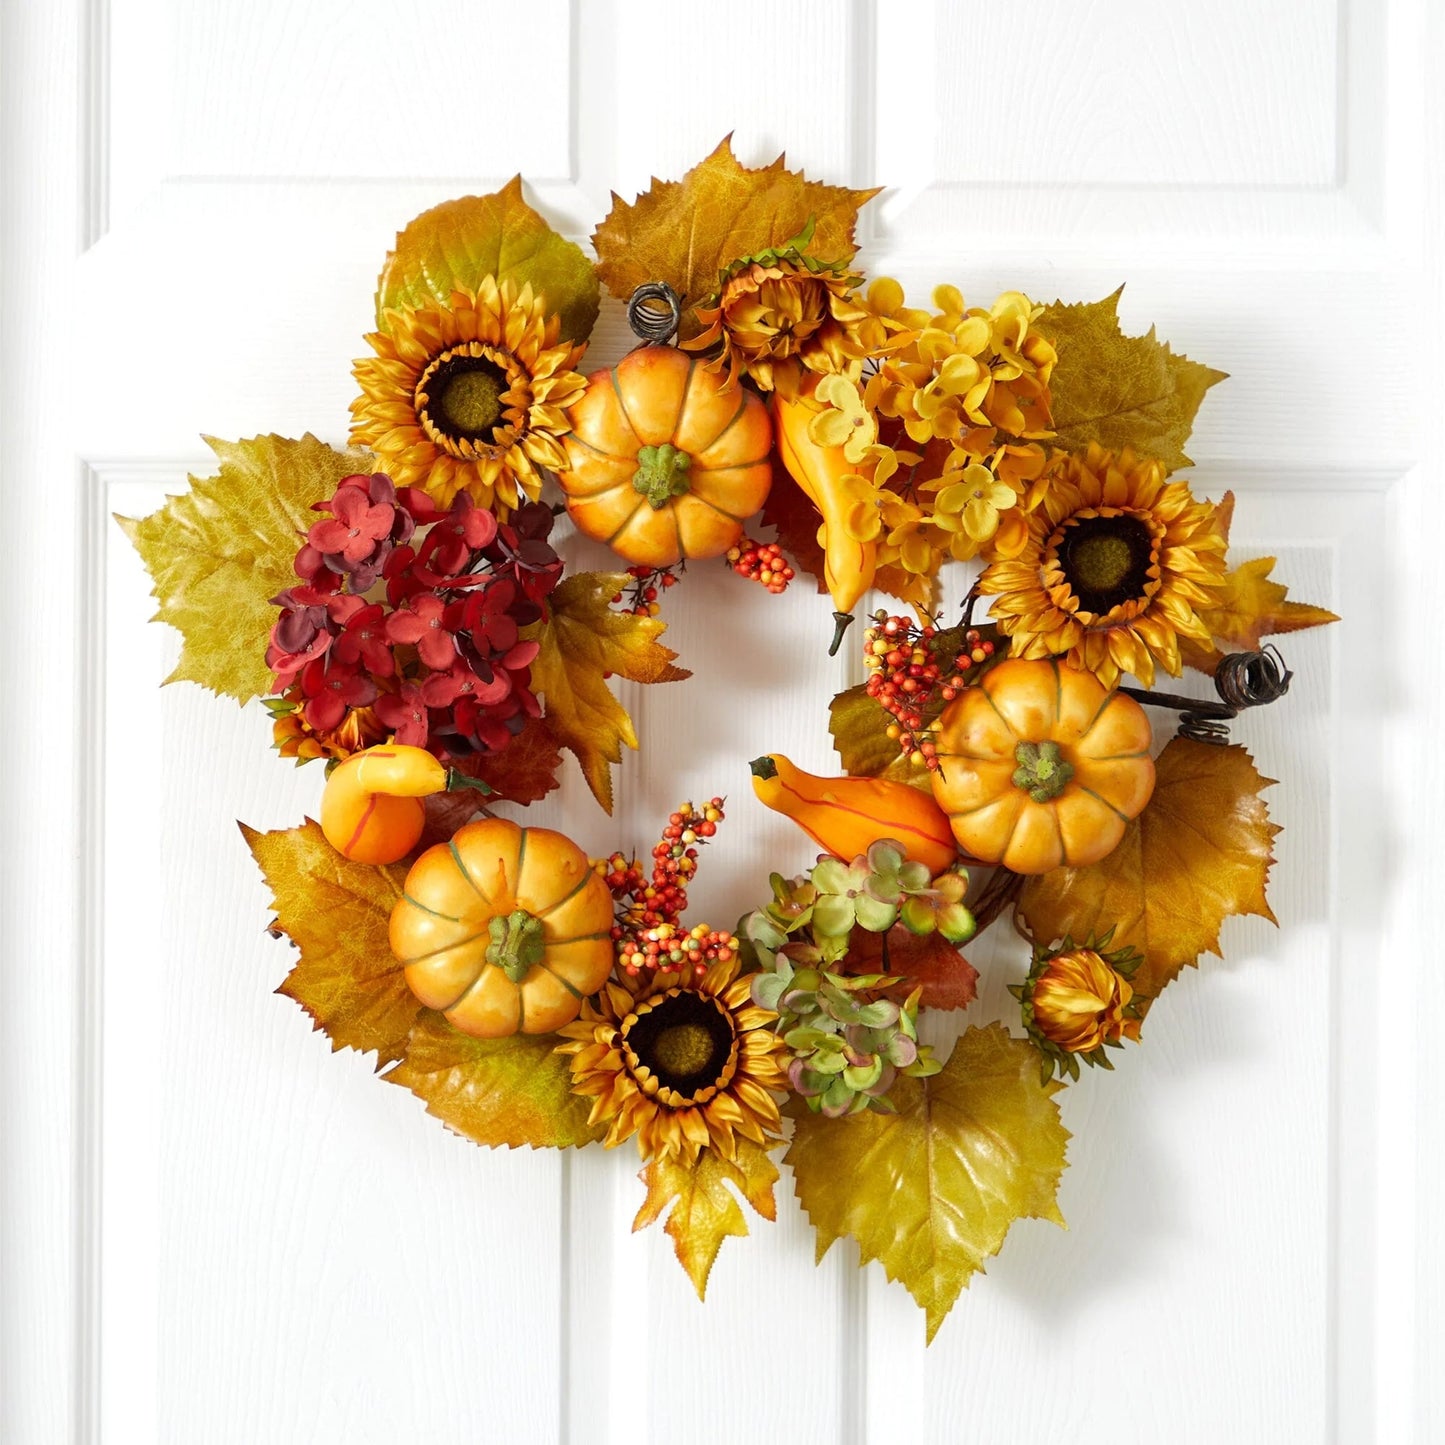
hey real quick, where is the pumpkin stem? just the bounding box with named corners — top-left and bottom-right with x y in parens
top-left (485, 908), bottom-right (546, 984)
top-left (632, 444), bottom-right (692, 509)
top-left (827, 610), bottom-right (854, 657)
top-left (749, 756), bottom-right (779, 780)
top-left (1012, 740), bottom-right (1075, 803)
top-left (445, 769), bottom-right (493, 796)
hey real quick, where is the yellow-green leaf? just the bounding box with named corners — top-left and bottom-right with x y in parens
top-left (1018, 737), bottom-right (1279, 1009)
top-left (382, 1011), bottom-right (603, 1151)
top-left (829, 682), bottom-right (932, 791)
top-left (241, 818), bottom-right (418, 1064)
top-left (1038, 287), bottom-right (1226, 471)
top-left (592, 136), bottom-right (880, 328)
top-left (377, 176), bottom-right (599, 341)
top-left (634, 1139), bottom-right (780, 1299)
top-left (786, 1023), bottom-right (1068, 1342)
top-left (117, 435), bottom-right (375, 703)
top-left (522, 571), bottom-right (690, 814)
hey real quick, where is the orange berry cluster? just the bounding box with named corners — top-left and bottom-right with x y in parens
top-left (610, 564), bottom-right (681, 617)
top-left (593, 798), bottom-right (735, 981)
top-left (726, 537), bottom-right (794, 593)
top-left (863, 611), bottom-right (995, 771)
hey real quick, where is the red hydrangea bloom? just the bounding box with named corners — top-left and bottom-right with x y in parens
top-left (308, 485), bottom-right (394, 565)
top-left (384, 592), bottom-right (456, 670)
top-left (333, 603), bottom-right (394, 678)
top-left (376, 683), bottom-right (429, 747)
top-left (301, 656), bottom-right (378, 732)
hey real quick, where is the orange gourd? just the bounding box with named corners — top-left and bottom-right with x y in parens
top-left (930, 658), bottom-right (1155, 874)
top-left (321, 745), bottom-right (443, 864)
top-left (556, 346), bottom-right (772, 567)
top-left (750, 753), bottom-right (959, 875)
top-left (389, 818), bottom-right (613, 1038)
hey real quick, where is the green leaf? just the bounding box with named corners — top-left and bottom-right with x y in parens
top-left (786, 1022), bottom-right (1068, 1342)
top-left (241, 819), bottom-right (419, 1065)
top-left (1038, 287), bottom-right (1227, 471)
top-left (377, 176), bottom-right (599, 342)
top-left (382, 1011), bottom-right (604, 1150)
top-left (118, 435), bottom-right (375, 703)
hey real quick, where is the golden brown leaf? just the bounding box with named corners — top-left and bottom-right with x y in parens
top-left (522, 571), bottom-right (690, 814)
top-left (786, 1023), bottom-right (1068, 1342)
top-left (241, 818), bottom-right (418, 1064)
top-left (117, 435), bottom-right (375, 703)
top-left (1018, 737), bottom-right (1279, 1009)
top-left (382, 1011), bottom-right (603, 1151)
top-left (1191, 555), bottom-right (1340, 662)
top-left (633, 1139), bottom-right (780, 1299)
top-left (1039, 288), bottom-right (1226, 471)
top-left (592, 136), bottom-right (880, 327)
top-left (376, 176), bottom-right (599, 342)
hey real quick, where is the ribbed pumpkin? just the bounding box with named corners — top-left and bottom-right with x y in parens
top-left (556, 346), bottom-right (772, 566)
top-left (390, 818), bottom-right (614, 1038)
top-left (930, 658), bottom-right (1155, 874)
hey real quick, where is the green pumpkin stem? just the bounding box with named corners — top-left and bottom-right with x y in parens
top-left (1012, 740), bottom-right (1075, 803)
top-left (632, 444), bottom-right (693, 509)
top-left (485, 909), bottom-right (545, 983)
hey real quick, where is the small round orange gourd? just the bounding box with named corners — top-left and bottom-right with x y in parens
top-left (556, 346), bottom-right (772, 567)
top-left (930, 658), bottom-right (1156, 874)
top-left (320, 744), bottom-right (446, 864)
top-left (390, 818), bottom-right (613, 1038)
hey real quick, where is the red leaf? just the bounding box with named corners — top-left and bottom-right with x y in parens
top-left (847, 927), bottom-right (979, 1011)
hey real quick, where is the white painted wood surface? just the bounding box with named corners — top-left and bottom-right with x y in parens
top-left (2, 1), bottom-right (1441, 1441)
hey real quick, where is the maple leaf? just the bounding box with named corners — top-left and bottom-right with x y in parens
top-left (522, 571), bottom-right (690, 814)
top-left (846, 926), bottom-right (979, 1010)
top-left (1017, 737), bottom-right (1279, 1010)
top-left (241, 819), bottom-right (418, 1065)
top-left (376, 176), bottom-right (599, 342)
top-left (592, 136), bottom-right (880, 330)
top-left (117, 435), bottom-right (376, 703)
top-left (1038, 287), bottom-right (1226, 471)
top-left (633, 1139), bottom-right (780, 1299)
top-left (787, 1023), bottom-right (1068, 1342)
top-left (382, 1011), bottom-right (603, 1151)
top-left (1184, 555), bottom-right (1340, 673)
top-left (455, 715), bottom-right (564, 808)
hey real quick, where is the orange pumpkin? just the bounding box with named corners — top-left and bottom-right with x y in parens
top-left (556, 346), bottom-right (772, 566)
top-left (930, 658), bottom-right (1155, 874)
top-left (390, 818), bottom-right (614, 1038)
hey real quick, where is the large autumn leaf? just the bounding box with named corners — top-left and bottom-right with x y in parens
top-left (376, 177), bottom-right (599, 342)
top-left (241, 819), bottom-right (418, 1065)
top-left (1018, 737), bottom-right (1279, 1009)
top-left (592, 136), bottom-right (879, 327)
top-left (382, 1011), bottom-right (602, 1151)
top-left (634, 1139), bottom-right (780, 1299)
top-left (117, 435), bottom-right (374, 703)
top-left (787, 1023), bottom-right (1068, 1341)
top-left (1038, 288), bottom-right (1226, 471)
top-left (523, 571), bottom-right (690, 814)
top-left (1182, 555), bottom-right (1340, 673)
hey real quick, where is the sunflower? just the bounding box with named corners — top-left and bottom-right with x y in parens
top-left (556, 956), bottom-right (786, 1165)
top-left (350, 276), bottom-right (588, 514)
top-left (979, 443), bottom-right (1227, 687)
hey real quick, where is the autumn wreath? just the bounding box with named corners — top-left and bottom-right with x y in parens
top-left (122, 141), bottom-right (1337, 1341)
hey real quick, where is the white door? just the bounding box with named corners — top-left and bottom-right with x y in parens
top-left (3, 1), bottom-right (1441, 1441)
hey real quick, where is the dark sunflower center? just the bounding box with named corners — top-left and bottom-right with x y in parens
top-left (626, 990), bottom-right (734, 1096)
top-left (1057, 514), bottom-right (1155, 613)
top-left (427, 356), bottom-right (508, 439)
